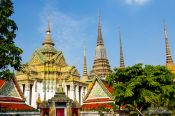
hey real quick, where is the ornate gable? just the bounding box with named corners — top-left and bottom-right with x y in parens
top-left (84, 77), bottom-right (113, 101)
top-left (88, 80), bottom-right (108, 98)
top-left (81, 77), bottom-right (117, 111)
top-left (70, 66), bottom-right (80, 77)
top-left (0, 79), bottom-right (37, 113)
top-left (29, 50), bottom-right (44, 65)
top-left (0, 79), bottom-right (21, 98)
top-left (53, 52), bottom-right (67, 66)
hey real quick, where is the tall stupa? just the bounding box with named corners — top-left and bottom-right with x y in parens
top-left (89, 16), bottom-right (112, 79)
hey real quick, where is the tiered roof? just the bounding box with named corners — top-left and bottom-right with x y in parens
top-left (16, 20), bottom-right (80, 81)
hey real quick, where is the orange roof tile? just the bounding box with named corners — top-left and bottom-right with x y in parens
top-left (103, 82), bottom-right (113, 93)
top-left (0, 80), bottom-right (5, 88)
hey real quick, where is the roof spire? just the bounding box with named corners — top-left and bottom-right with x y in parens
top-left (97, 13), bottom-right (104, 46)
top-left (42, 18), bottom-right (55, 46)
top-left (82, 47), bottom-right (88, 81)
top-left (119, 30), bottom-right (125, 68)
top-left (163, 21), bottom-right (174, 66)
top-left (46, 17), bottom-right (51, 33)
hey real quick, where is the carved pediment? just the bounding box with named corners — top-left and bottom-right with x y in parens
top-left (29, 50), bottom-right (45, 65)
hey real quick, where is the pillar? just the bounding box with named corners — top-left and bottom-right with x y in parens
top-left (25, 82), bottom-right (30, 105)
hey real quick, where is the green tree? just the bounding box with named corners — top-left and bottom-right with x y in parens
top-left (0, 0), bottom-right (23, 80)
top-left (106, 64), bottom-right (175, 116)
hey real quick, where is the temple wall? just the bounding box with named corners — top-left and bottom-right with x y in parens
top-left (19, 80), bottom-right (88, 109)
top-left (80, 111), bottom-right (120, 116)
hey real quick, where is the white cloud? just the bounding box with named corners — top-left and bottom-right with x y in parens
top-left (39, 1), bottom-right (90, 73)
top-left (39, 7), bottom-right (89, 51)
top-left (124, 0), bottom-right (151, 5)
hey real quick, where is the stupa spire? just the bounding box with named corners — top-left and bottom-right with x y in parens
top-left (97, 15), bottom-right (104, 46)
top-left (82, 48), bottom-right (88, 81)
top-left (163, 21), bottom-right (174, 66)
top-left (42, 18), bottom-right (55, 46)
top-left (46, 18), bottom-right (51, 33)
top-left (119, 30), bottom-right (125, 68)
top-left (89, 15), bottom-right (111, 79)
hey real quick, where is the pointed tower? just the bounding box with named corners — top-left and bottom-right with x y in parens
top-left (119, 31), bottom-right (125, 68)
top-left (164, 22), bottom-right (174, 66)
top-left (39, 19), bottom-right (58, 60)
top-left (89, 16), bottom-right (112, 79)
top-left (42, 19), bottom-right (55, 47)
top-left (82, 48), bottom-right (89, 81)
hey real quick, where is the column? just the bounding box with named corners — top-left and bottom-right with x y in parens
top-left (79, 86), bottom-right (82, 104)
top-left (75, 85), bottom-right (77, 101)
top-left (70, 83), bottom-right (74, 100)
top-left (25, 82), bottom-right (30, 105)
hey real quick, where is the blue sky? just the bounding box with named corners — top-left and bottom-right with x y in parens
top-left (12, 0), bottom-right (175, 76)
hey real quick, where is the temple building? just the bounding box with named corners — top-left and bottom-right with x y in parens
top-left (0, 78), bottom-right (38, 115)
top-left (89, 16), bottom-right (112, 79)
top-left (15, 20), bottom-right (88, 108)
top-left (81, 77), bottom-right (118, 115)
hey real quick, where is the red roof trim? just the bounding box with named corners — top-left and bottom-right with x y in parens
top-left (12, 78), bottom-right (25, 99)
top-left (103, 82), bottom-right (113, 93)
top-left (0, 78), bottom-right (24, 99)
top-left (81, 103), bottom-right (113, 110)
top-left (84, 77), bottom-right (113, 102)
top-left (121, 104), bottom-right (127, 109)
top-left (0, 102), bottom-right (35, 111)
top-left (85, 98), bottom-right (112, 103)
top-left (0, 97), bottom-right (24, 102)
top-left (0, 80), bottom-right (6, 88)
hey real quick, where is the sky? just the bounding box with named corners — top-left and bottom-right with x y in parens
top-left (12, 0), bottom-right (175, 76)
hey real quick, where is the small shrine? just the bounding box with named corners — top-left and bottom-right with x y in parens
top-left (40, 79), bottom-right (80, 116)
top-left (0, 78), bottom-right (38, 115)
top-left (81, 77), bottom-right (118, 115)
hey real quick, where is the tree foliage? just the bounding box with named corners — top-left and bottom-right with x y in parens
top-left (0, 0), bottom-right (23, 80)
top-left (106, 64), bottom-right (175, 115)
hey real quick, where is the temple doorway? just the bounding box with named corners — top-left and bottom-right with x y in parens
top-left (56, 108), bottom-right (64, 116)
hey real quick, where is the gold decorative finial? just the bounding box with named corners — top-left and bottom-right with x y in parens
top-left (47, 17), bottom-right (51, 33)
top-left (42, 18), bottom-right (55, 46)
top-left (98, 9), bottom-right (101, 28)
top-left (163, 20), bottom-right (168, 39)
top-left (36, 93), bottom-right (42, 109)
